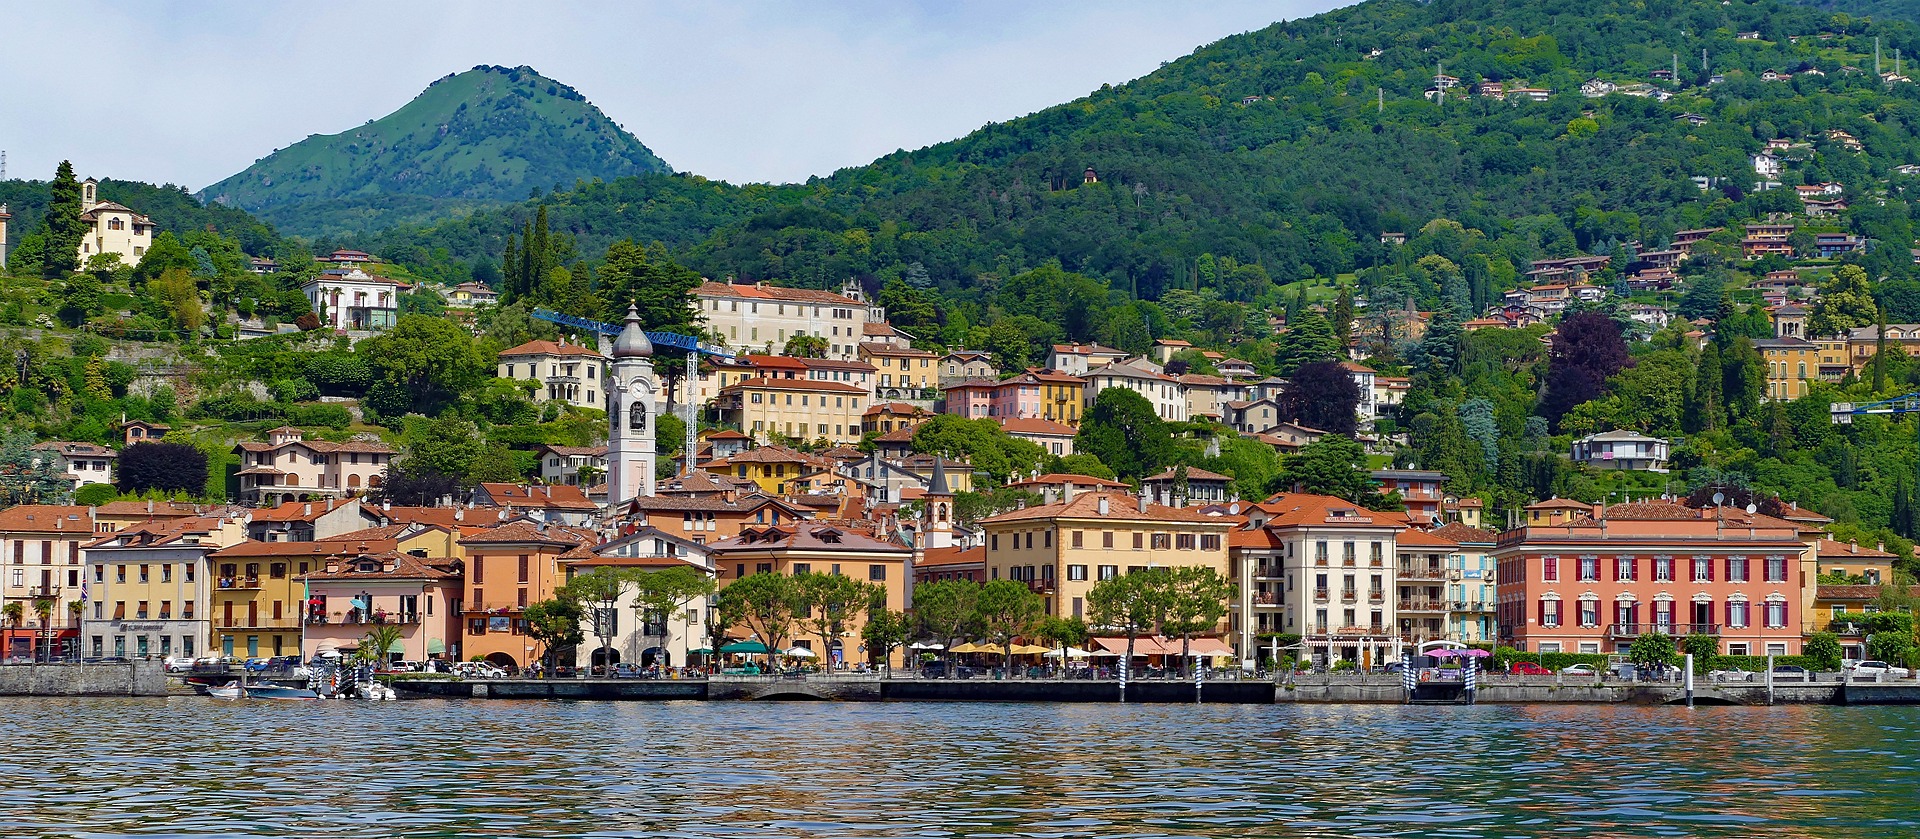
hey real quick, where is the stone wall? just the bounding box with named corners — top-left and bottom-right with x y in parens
top-left (0, 662), bottom-right (165, 696)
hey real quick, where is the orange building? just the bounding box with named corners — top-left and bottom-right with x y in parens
top-left (706, 521), bottom-right (911, 667)
top-left (455, 520), bottom-right (598, 671)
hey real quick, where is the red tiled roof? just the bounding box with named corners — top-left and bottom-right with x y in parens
top-left (1144, 466), bottom-right (1232, 482)
top-left (1249, 493), bottom-right (1406, 530)
top-left (499, 340), bottom-right (604, 359)
top-left (1816, 538), bottom-right (1895, 559)
top-left (999, 417), bottom-right (1075, 436)
top-left (1005, 473), bottom-right (1129, 490)
top-left (707, 521), bottom-right (910, 555)
top-left (981, 491), bottom-right (1223, 525)
top-left (1430, 522), bottom-right (1497, 544)
top-left (475, 483), bottom-right (598, 511)
top-left (298, 550), bottom-right (461, 581)
top-left (694, 281), bottom-right (861, 305)
top-left (719, 376), bottom-right (866, 394)
top-left (919, 545), bottom-right (985, 568)
top-left (1395, 529), bottom-right (1459, 549)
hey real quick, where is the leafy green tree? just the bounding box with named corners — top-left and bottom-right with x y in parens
top-left (57, 271), bottom-right (103, 327)
top-left (1627, 632), bottom-right (1677, 670)
top-left (782, 334), bottom-right (828, 358)
top-left (861, 608), bottom-right (911, 674)
top-left (715, 570), bottom-right (802, 656)
top-left (1076, 388), bottom-right (1174, 480)
top-left (1278, 361), bottom-right (1362, 437)
top-left (1808, 265), bottom-right (1878, 338)
top-left (40, 161), bottom-right (88, 278)
top-left (1274, 311), bottom-right (1340, 376)
top-left (1034, 615), bottom-right (1090, 672)
top-left (1087, 568), bottom-right (1172, 700)
top-left (627, 565), bottom-right (717, 665)
top-left (360, 624), bottom-right (405, 667)
top-left (1682, 633), bottom-right (1719, 675)
top-left (1278, 435), bottom-right (1379, 505)
top-left (1868, 631), bottom-right (1914, 668)
top-left (0, 430), bottom-right (69, 505)
top-left (358, 315), bottom-right (492, 417)
top-left (1803, 631), bottom-right (1843, 672)
top-left (1163, 566), bottom-right (1236, 674)
top-left (522, 595), bottom-right (585, 678)
top-left (909, 579), bottom-right (981, 661)
top-left (974, 579), bottom-right (1046, 677)
top-left (1541, 311), bottom-right (1630, 429)
top-left (118, 442), bottom-right (208, 496)
top-left (597, 239), bottom-right (700, 334)
top-left (565, 567), bottom-right (632, 676)
top-left (792, 571), bottom-right (881, 668)
top-left (911, 414), bottom-right (1045, 485)
top-left (148, 267), bottom-right (205, 336)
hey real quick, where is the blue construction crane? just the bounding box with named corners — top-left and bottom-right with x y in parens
top-left (531, 308), bottom-right (733, 475)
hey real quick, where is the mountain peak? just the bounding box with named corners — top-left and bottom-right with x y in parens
top-left (199, 66), bottom-right (669, 232)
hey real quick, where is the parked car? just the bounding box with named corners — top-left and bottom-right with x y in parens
top-left (1771, 664), bottom-right (1810, 682)
top-left (1382, 662), bottom-right (1406, 674)
top-left (1559, 664), bottom-right (1600, 677)
top-left (162, 656), bottom-right (197, 673)
top-left (1850, 660), bottom-right (1911, 678)
top-left (612, 663), bottom-right (643, 678)
top-left (1510, 661), bottom-right (1551, 675)
top-left (1709, 669), bottom-right (1756, 683)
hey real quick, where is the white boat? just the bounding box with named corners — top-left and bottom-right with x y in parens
top-left (356, 681), bottom-right (397, 701)
top-left (207, 681), bottom-right (243, 700)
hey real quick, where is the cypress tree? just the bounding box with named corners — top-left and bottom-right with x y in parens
top-left (530, 205), bottom-right (552, 302)
top-left (518, 218), bottom-right (535, 299)
top-left (500, 234), bottom-right (520, 302)
top-left (41, 161), bottom-right (88, 278)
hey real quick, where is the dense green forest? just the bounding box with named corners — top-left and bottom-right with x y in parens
top-left (197, 65), bottom-right (671, 234)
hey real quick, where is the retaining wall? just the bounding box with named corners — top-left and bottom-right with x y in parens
top-left (0, 662), bottom-right (166, 696)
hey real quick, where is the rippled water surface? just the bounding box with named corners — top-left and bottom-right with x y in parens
top-left (3, 697), bottom-right (1917, 837)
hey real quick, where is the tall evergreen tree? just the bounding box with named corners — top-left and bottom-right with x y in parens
top-left (500, 233), bottom-right (520, 298)
top-left (1689, 343), bottom-right (1723, 433)
top-left (41, 161), bottom-right (88, 278)
top-left (529, 205), bottom-right (552, 300)
top-left (597, 240), bottom-right (700, 334)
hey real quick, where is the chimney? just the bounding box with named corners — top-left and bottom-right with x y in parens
top-left (1044, 487), bottom-right (1059, 504)
top-left (303, 503), bottom-right (312, 517)
top-left (1878, 542), bottom-right (1885, 553)
top-left (1097, 496), bottom-right (1110, 516)
top-left (1138, 490), bottom-right (1150, 514)
top-left (1851, 540), bottom-right (1858, 553)
top-left (1063, 481), bottom-right (1076, 502)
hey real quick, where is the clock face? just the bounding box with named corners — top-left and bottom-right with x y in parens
top-left (628, 380), bottom-right (652, 401)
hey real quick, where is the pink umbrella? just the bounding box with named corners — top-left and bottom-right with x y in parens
top-left (1425, 648), bottom-right (1460, 659)
top-left (1456, 648), bottom-right (1492, 658)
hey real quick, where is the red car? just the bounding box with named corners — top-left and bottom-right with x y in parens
top-left (1510, 661), bottom-right (1551, 675)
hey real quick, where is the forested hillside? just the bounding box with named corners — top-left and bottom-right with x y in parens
top-left (199, 65), bottom-right (671, 235)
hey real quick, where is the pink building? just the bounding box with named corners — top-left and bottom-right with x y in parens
top-left (940, 370), bottom-right (1085, 423)
top-left (298, 549), bottom-right (463, 662)
top-left (1494, 502), bottom-right (1812, 657)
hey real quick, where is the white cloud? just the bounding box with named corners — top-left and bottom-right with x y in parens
top-left (0, 1), bottom-right (1342, 190)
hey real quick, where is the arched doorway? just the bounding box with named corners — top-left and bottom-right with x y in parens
top-left (641, 647), bottom-right (669, 668)
top-left (483, 652), bottom-right (518, 672)
top-left (591, 647), bottom-right (620, 672)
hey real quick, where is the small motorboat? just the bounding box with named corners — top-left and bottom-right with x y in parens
top-left (244, 683), bottom-right (321, 701)
top-left (356, 681), bottom-right (397, 701)
top-left (207, 681), bottom-right (243, 700)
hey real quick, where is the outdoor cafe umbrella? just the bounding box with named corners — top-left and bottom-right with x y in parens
top-left (948, 642), bottom-right (990, 654)
top-left (908, 642), bottom-right (945, 650)
top-left (783, 647), bottom-right (817, 659)
top-left (1426, 648), bottom-right (1460, 659)
top-left (1010, 644), bottom-right (1052, 655)
top-left (1456, 648), bottom-right (1492, 658)
top-left (1043, 646), bottom-right (1093, 658)
top-left (718, 640), bottom-right (771, 655)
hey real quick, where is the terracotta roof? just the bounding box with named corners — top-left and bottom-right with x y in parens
top-left (251, 499), bottom-right (355, 523)
top-left (298, 550), bottom-right (462, 581)
top-left (475, 483), bottom-right (598, 511)
top-left (999, 417), bottom-right (1075, 436)
top-left (1597, 501), bottom-right (1696, 520)
top-left (858, 342), bottom-right (937, 358)
top-left (1816, 539), bottom-right (1895, 559)
top-left (707, 521), bottom-right (910, 555)
top-left (1229, 527), bottom-right (1285, 549)
top-left (1249, 493), bottom-right (1406, 530)
top-left (919, 545), bottom-right (985, 568)
top-left (1144, 466), bottom-right (1232, 482)
top-left (872, 427), bottom-right (917, 444)
top-left (501, 340), bottom-right (608, 359)
top-left (30, 441), bottom-right (116, 457)
top-left (83, 515), bottom-right (233, 549)
top-left (981, 491), bottom-right (1223, 525)
top-left (1395, 529), bottom-right (1459, 549)
top-left (1817, 585), bottom-right (1887, 601)
top-left (865, 402), bottom-right (929, 417)
top-left (706, 430), bottom-right (751, 440)
top-left (719, 376), bottom-right (866, 394)
top-left (1525, 498), bottom-right (1594, 511)
top-left (458, 520), bottom-right (598, 547)
top-left (536, 444), bottom-right (609, 458)
top-left (376, 506), bottom-right (475, 529)
top-left (1020, 368), bottom-right (1087, 384)
top-left (694, 280), bottom-right (861, 306)
top-left (210, 537), bottom-right (401, 558)
top-left (1004, 473), bottom-right (1129, 490)
top-left (716, 446), bottom-right (818, 465)
top-left (1430, 522), bottom-right (1498, 544)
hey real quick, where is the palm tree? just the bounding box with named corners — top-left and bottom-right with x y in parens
top-left (31, 600), bottom-right (54, 661)
top-left (2, 602), bottom-right (21, 658)
top-left (361, 624), bottom-right (405, 669)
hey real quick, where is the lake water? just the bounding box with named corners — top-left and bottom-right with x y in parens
top-left (3, 697), bottom-right (1915, 837)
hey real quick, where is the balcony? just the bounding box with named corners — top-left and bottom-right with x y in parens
top-left (217, 577), bottom-right (262, 590)
top-left (1254, 565), bottom-right (1283, 579)
top-left (1397, 565), bottom-right (1447, 581)
top-left (1251, 592), bottom-right (1279, 606)
top-left (1828, 620), bottom-right (1868, 636)
top-left (1312, 588), bottom-right (1330, 602)
top-left (1025, 579), bottom-right (1056, 596)
top-left (307, 613), bottom-right (423, 626)
top-left (1340, 589), bottom-right (1359, 601)
top-left (1399, 599), bottom-right (1446, 613)
top-left (24, 586), bottom-right (62, 598)
top-left (1314, 557), bottom-right (1329, 567)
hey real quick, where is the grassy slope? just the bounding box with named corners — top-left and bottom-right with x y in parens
top-left (198, 65), bottom-right (671, 234)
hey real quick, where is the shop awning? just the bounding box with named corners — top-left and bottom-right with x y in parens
top-left (426, 638), bottom-right (446, 655)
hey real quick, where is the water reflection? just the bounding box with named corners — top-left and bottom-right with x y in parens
top-left (0, 698), bottom-right (1911, 837)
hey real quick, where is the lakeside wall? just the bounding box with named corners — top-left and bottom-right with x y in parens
top-left (390, 674), bottom-right (1873, 705)
top-left (0, 662), bottom-right (167, 697)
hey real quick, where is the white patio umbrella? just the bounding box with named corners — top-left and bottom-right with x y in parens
top-left (784, 646), bottom-right (818, 659)
top-left (1043, 646), bottom-right (1093, 658)
top-left (909, 642), bottom-right (946, 650)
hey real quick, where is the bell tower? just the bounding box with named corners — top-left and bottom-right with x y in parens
top-left (607, 304), bottom-right (658, 505)
top-left (922, 456), bottom-right (954, 550)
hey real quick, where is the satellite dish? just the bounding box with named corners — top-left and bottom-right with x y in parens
top-left (1746, 503), bottom-right (1758, 514)
top-left (1712, 492), bottom-right (1725, 506)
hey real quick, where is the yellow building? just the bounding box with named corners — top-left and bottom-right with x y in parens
top-left (979, 490), bottom-right (1232, 622)
top-left (1754, 337), bottom-right (1847, 401)
top-left (705, 445), bottom-right (823, 494)
top-left (75, 179), bottom-right (156, 268)
top-left (717, 377), bottom-right (867, 445)
top-left (707, 521), bottom-right (913, 667)
top-left (206, 524), bottom-right (465, 659)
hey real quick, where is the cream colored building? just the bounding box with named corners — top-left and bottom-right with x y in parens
top-left (715, 377), bottom-right (867, 445)
top-left (497, 339), bottom-right (606, 411)
top-left (1084, 361), bottom-right (1188, 422)
top-left (0, 505), bottom-right (99, 660)
top-left (233, 427), bottom-right (397, 505)
top-left (76, 179), bottom-right (155, 268)
top-left (301, 268), bottom-right (404, 331)
top-left (694, 280), bottom-right (882, 360)
top-left (1229, 493), bottom-right (1409, 665)
top-left (980, 490), bottom-right (1231, 623)
top-left (80, 514), bottom-right (249, 662)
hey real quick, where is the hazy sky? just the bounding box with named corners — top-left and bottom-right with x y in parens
top-left (4, 1), bottom-right (1344, 190)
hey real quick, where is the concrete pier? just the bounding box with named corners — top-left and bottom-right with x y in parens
top-left (0, 662), bottom-right (167, 697)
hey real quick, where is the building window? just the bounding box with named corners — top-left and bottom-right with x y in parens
top-left (1654, 555), bottom-right (1673, 582)
top-left (1068, 565), bottom-right (1087, 581)
top-left (1540, 600), bottom-right (1562, 627)
top-left (1764, 556), bottom-right (1787, 583)
top-left (1097, 565), bottom-right (1118, 581)
top-left (1727, 601), bottom-right (1750, 629)
top-left (1578, 601), bottom-right (1599, 628)
top-left (1728, 557), bottom-right (1749, 583)
top-left (1577, 556), bottom-right (1597, 582)
top-left (1615, 556), bottom-right (1636, 581)
top-left (1542, 556), bottom-right (1558, 582)
top-left (1176, 534), bottom-right (1196, 550)
top-left (1133, 533), bottom-right (1144, 550)
top-left (1200, 534), bottom-right (1221, 551)
top-left (1151, 534), bottom-right (1171, 550)
top-left (869, 565), bottom-right (886, 581)
top-left (1102, 532), bottom-right (1114, 549)
top-left (1072, 531), bottom-right (1083, 548)
top-left (1765, 601), bottom-right (1787, 629)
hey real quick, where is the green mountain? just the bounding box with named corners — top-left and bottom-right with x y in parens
top-left (1792, 0), bottom-right (1920, 25)
top-left (365, 0), bottom-right (1920, 307)
top-left (199, 65), bottom-right (670, 235)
